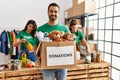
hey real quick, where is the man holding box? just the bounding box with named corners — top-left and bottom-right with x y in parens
top-left (35, 3), bottom-right (70, 80)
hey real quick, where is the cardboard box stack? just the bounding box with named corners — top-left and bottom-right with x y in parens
top-left (64, 7), bottom-right (74, 19)
top-left (72, 0), bottom-right (85, 6)
top-left (64, 0), bottom-right (96, 19)
top-left (73, 0), bottom-right (96, 17)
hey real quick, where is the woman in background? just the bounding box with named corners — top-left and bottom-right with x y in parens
top-left (13, 20), bottom-right (37, 62)
top-left (69, 19), bottom-right (91, 55)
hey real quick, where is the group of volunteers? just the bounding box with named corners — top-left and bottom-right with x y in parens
top-left (13, 3), bottom-right (91, 80)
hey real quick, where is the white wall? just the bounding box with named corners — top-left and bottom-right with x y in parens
top-left (0, 0), bottom-right (72, 33)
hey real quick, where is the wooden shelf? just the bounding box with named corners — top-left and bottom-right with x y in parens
top-left (65, 13), bottom-right (97, 20)
top-left (0, 61), bottom-right (110, 80)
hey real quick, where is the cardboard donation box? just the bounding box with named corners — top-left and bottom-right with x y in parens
top-left (72, 0), bottom-right (85, 6)
top-left (39, 41), bottom-right (76, 69)
top-left (73, 0), bottom-right (96, 17)
top-left (64, 7), bottom-right (74, 19)
top-left (64, 0), bottom-right (96, 19)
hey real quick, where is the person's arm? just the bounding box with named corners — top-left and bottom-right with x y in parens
top-left (13, 38), bottom-right (26, 46)
top-left (81, 39), bottom-right (91, 55)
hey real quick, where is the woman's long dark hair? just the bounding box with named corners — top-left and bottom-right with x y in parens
top-left (23, 20), bottom-right (37, 38)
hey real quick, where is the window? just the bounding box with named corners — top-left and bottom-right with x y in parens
top-left (114, 17), bottom-right (120, 29)
top-left (106, 18), bottom-right (112, 29)
top-left (99, 8), bottom-right (105, 18)
top-left (99, 19), bottom-right (105, 29)
top-left (113, 31), bottom-right (120, 42)
top-left (106, 5), bottom-right (113, 17)
top-left (92, 0), bottom-right (120, 79)
top-left (105, 30), bottom-right (112, 41)
top-left (100, 0), bottom-right (105, 7)
top-left (106, 0), bottom-right (113, 5)
top-left (114, 3), bottom-right (120, 16)
top-left (113, 43), bottom-right (120, 56)
top-left (105, 42), bottom-right (111, 53)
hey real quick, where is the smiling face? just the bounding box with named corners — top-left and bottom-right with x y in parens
top-left (24, 20), bottom-right (37, 38)
top-left (48, 5), bottom-right (59, 22)
top-left (26, 24), bottom-right (34, 33)
top-left (70, 25), bottom-right (78, 32)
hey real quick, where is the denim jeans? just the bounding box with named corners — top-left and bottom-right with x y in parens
top-left (42, 68), bottom-right (67, 80)
top-left (19, 49), bottom-right (37, 62)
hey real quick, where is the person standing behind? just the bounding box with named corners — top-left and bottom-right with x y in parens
top-left (69, 19), bottom-right (91, 55)
top-left (36, 3), bottom-right (70, 80)
top-left (13, 20), bottom-right (37, 62)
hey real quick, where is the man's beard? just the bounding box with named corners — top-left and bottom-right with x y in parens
top-left (49, 15), bottom-right (57, 22)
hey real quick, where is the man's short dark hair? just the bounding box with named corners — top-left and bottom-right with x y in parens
top-left (48, 3), bottom-right (60, 12)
